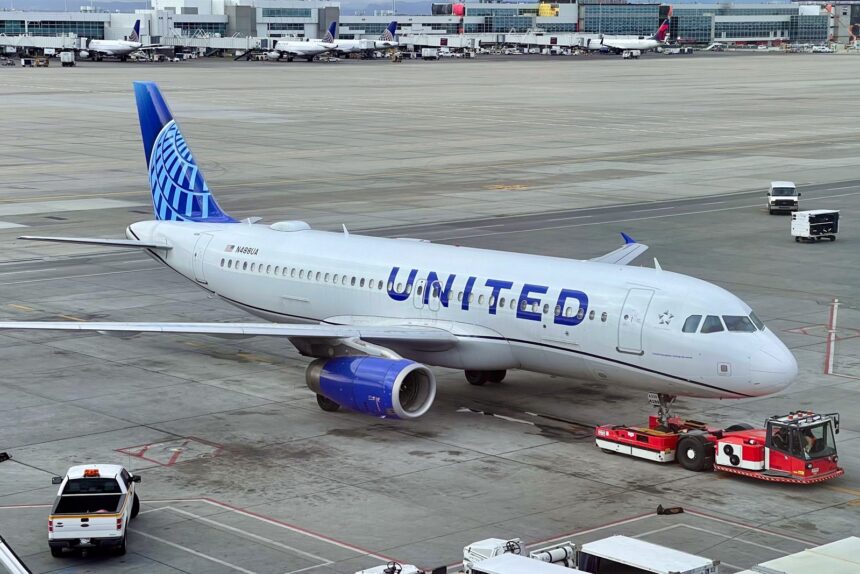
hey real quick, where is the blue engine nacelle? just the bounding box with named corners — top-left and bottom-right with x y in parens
top-left (305, 356), bottom-right (436, 420)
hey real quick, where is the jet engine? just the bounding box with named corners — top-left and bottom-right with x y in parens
top-left (79, 50), bottom-right (89, 59)
top-left (306, 356), bottom-right (436, 420)
top-left (266, 51), bottom-right (281, 61)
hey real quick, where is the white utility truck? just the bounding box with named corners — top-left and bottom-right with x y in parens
top-left (791, 209), bottom-right (839, 242)
top-left (767, 181), bottom-right (800, 214)
top-left (421, 48), bottom-right (439, 60)
top-left (48, 464), bottom-right (140, 556)
top-left (578, 535), bottom-right (719, 574)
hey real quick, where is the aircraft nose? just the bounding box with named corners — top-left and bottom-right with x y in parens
top-left (750, 341), bottom-right (798, 395)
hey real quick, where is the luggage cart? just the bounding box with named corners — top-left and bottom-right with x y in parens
top-left (791, 209), bottom-right (839, 242)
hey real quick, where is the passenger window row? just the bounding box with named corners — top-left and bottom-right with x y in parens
top-left (218, 259), bottom-right (610, 321)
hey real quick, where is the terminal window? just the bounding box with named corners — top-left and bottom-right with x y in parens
top-left (262, 8), bottom-right (312, 18)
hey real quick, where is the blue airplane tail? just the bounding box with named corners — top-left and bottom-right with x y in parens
top-left (323, 21), bottom-right (337, 43)
top-left (133, 81), bottom-right (236, 223)
top-left (380, 21), bottom-right (397, 41)
top-left (129, 19), bottom-right (140, 42)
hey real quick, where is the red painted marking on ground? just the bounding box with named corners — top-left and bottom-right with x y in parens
top-left (116, 436), bottom-right (223, 467)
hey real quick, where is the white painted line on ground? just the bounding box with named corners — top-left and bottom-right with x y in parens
top-left (680, 525), bottom-right (791, 555)
top-left (527, 513), bottom-right (654, 547)
top-left (0, 267), bottom-right (162, 286)
top-left (824, 298), bottom-right (860, 381)
top-left (544, 215), bottom-right (594, 222)
top-left (165, 506), bottom-right (332, 564)
top-left (433, 190), bottom-right (860, 242)
top-left (632, 207), bottom-right (675, 213)
top-left (131, 529), bottom-right (258, 574)
top-left (700, 201), bottom-right (725, 206)
top-left (683, 510), bottom-right (813, 544)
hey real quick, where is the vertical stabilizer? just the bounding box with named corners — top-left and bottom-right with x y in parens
top-left (323, 21), bottom-right (337, 43)
top-left (129, 19), bottom-right (141, 42)
top-left (133, 81), bottom-right (236, 223)
top-left (380, 21), bottom-right (397, 42)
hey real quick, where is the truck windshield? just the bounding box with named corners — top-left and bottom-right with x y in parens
top-left (799, 422), bottom-right (837, 459)
top-left (63, 478), bottom-right (121, 494)
top-left (773, 188), bottom-right (796, 196)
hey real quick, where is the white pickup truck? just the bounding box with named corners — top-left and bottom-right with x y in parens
top-left (48, 464), bottom-right (140, 556)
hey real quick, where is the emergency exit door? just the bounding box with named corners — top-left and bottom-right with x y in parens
top-left (617, 288), bottom-right (654, 355)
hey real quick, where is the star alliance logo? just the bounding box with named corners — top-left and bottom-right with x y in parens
top-left (658, 311), bottom-right (674, 325)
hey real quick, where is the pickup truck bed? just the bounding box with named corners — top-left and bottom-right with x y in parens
top-left (53, 494), bottom-right (124, 515)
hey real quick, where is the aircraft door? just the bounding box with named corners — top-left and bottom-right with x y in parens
top-left (192, 233), bottom-right (214, 283)
top-left (617, 288), bottom-right (654, 355)
top-left (412, 278), bottom-right (440, 318)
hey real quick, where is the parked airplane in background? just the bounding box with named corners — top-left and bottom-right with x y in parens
top-left (0, 82), bottom-right (798, 422)
top-left (82, 20), bottom-right (159, 61)
top-left (268, 26), bottom-right (337, 61)
top-left (328, 21), bottom-right (399, 56)
top-left (584, 13), bottom-right (671, 54)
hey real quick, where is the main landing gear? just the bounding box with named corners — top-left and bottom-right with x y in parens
top-left (465, 370), bottom-right (507, 386)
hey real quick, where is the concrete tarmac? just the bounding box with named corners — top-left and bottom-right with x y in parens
top-left (0, 55), bottom-right (859, 573)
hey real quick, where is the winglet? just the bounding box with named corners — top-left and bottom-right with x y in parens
top-left (621, 232), bottom-right (636, 245)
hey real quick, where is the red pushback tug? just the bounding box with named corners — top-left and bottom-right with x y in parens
top-left (596, 403), bottom-right (843, 484)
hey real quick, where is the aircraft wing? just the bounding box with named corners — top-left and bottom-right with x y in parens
top-left (0, 321), bottom-right (457, 349)
top-left (20, 236), bottom-right (171, 250)
top-left (589, 232), bottom-right (648, 265)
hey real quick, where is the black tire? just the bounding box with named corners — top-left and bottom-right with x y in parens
top-left (676, 435), bottom-right (713, 472)
top-left (316, 394), bottom-right (341, 412)
top-left (725, 423), bottom-right (754, 432)
top-left (768, 207), bottom-right (773, 214)
top-left (50, 546), bottom-right (64, 558)
top-left (131, 493), bottom-right (140, 519)
top-left (488, 370), bottom-right (507, 383)
top-left (115, 534), bottom-right (126, 556)
top-left (795, 237), bottom-right (800, 242)
top-left (830, 236), bottom-right (836, 242)
top-left (465, 370), bottom-right (490, 386)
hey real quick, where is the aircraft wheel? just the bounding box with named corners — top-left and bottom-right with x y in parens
top-left (465, 370), bottom-right (490, 386)
top-left (676, 435), bottom-right (713, 472)
top-left (316, 394), bottom-right (341, 412)
top-left (488, 370), bottom-right (507, 383)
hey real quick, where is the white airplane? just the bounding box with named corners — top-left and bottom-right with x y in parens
top-left (327, 21), bottom-right (399, 56)
top-left (82, 20), bottom-right (159, 61)
top-left (0, 82), bottom-right (798, 421)
top-left (584, 14), bottom-right (671, 54)
top-left (268, 23), bottom-right (337, 62)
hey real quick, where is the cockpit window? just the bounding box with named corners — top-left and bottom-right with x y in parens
top-left (700, 315), bottom-right (724, 333)
top-left (749, 312), bottom-right (765, 331)
top-left (682, 315), bottom-right (702, 333)
top-left (723, 315), bottom-right (757, 332)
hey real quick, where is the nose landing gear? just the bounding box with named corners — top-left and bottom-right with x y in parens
top-left (649, 392), bottom-right (676, 430)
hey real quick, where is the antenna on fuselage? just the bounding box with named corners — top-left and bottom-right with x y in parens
top-left (654, 258), bottom-right (662, 271)
top-left (342, 224), bottom-right (349, 237)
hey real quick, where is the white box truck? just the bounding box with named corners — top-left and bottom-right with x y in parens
top-left (60, 52), bottom-right (75, 67)
top-left (578, 535), bottom-right (719, 574)
top-left (422, 48), bottom-right (439, 60)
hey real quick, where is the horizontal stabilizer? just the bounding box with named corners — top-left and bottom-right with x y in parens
top-left (590, 233), bottom-right (649, 265)
top-left (0, 321), bottom-right (457, 349)
top-left (19, 236), bottom-right (172, 250)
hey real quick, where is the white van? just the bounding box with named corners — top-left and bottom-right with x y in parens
top-left (767, 181), bottom-right (799, 214)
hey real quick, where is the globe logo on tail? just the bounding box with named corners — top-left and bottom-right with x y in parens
top-left (148, 120), bottom-right (219, 221)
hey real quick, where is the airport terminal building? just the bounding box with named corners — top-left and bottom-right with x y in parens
top-left (0, 1), bottom-right (835, 50)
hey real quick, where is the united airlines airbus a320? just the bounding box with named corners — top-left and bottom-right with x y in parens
top-left (1, 82), bottom-right (798, 420)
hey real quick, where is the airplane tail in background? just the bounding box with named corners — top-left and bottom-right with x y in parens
top-left (133, 81), bottom-right (236, 223)
top-left (653, 9), bottom-right (671, 42)
top-left (323, 21), bottom-right (337, 43)
top-left (380, 21), bottom-right (397, 42)
top-left (129, 19), bottom-right (141, 42)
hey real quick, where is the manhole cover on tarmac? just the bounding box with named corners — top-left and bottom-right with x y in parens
top-left (117, 437), bottom-right (223, 467)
